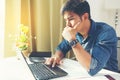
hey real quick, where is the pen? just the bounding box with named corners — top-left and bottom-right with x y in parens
top-left (104, 75), bottom-right (115, 80)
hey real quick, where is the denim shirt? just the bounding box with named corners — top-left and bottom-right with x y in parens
top-left (56, 20), bottom-right (118, 76)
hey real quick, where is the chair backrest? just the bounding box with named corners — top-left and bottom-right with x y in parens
top-left (117, 37), bottom-right (120, 70)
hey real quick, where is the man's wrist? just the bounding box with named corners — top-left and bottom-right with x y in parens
top-left (54, 50), bottom-right (64, 59)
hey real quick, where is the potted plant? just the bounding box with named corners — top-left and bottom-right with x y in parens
top-left (16, 24), bottom-right (31, 58)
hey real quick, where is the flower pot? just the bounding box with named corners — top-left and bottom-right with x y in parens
top-left (22, 49), bottom-right (31, 58)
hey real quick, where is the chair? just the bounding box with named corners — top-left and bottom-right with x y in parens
top-left (117, 37), bottom-right (120, 72)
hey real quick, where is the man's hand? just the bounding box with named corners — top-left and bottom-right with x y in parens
top-left (62, 22), bottom-right (80, 41)
top-left (45, 51), bottom-right (64, 67)
top-left (45, 56), bottom-right (62, 67)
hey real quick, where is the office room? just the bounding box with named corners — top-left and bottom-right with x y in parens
top-left (0, 0), bottom-right (120, 80)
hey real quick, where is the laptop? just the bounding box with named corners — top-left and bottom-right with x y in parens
top-left (19, 51), bottom-right (68, 80)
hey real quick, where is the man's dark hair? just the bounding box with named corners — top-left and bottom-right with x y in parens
top-left (61, 0), bottom-right (91, 19)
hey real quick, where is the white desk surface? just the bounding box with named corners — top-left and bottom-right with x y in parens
top-left (0, 57), bottom-right (120, 80)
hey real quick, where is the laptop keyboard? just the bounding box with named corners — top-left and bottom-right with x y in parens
top-left (28, 63), bottom-right (59, 80)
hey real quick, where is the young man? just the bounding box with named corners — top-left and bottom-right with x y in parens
top-left (45, 0), bottom-right (118, 75)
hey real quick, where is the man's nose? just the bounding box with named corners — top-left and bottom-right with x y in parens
top-left (66, 21), bottom-right (71, 27)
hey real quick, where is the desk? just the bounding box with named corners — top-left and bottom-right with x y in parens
top-left (0, 57), bottom-right (35, 80)
top-left (0, 57), bottom-right (120, 80)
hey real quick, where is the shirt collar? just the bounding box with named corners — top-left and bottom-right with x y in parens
top-left (88, 19), bottom-right (96, 37)
top-left (76, 19), bottom-right (96, 42)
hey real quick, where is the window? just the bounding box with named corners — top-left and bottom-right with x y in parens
top-left (0, 0), bottom-right (5, 59)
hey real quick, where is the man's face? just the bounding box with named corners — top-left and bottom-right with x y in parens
top-left (64, 11), bottom-right (82, 28)
top-left (63, 11), bottom-right (90, 36)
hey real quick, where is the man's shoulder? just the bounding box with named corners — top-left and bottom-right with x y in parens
top-left (91, 20), bottom-right (113, 31)
top-left (95, 22), bottom-right (114, 32)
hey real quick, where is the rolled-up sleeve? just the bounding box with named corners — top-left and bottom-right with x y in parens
top-left (89, 58), bottom-right (98, 70)
top-left (55, 39), bottom-right (72, 56)
top-left (88, 28), bottom-right (117, 76)
top-left (88, 57), bottom-right (103, 76)
top-left (88, 44), bottom-right (111, 76)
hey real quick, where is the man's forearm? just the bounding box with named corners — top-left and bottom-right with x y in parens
top-left (72, 43), bottom-right (91, 71)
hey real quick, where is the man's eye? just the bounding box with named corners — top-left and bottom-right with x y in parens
top-left (69, 18), bottom-right (74, 21)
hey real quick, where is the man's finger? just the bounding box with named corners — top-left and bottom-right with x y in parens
top-left (45, 58), bottom-right (51, 65)
top-left (73, 21), bottom-right (81, 29)
top-left (45, 58), bottom-right (53, 65)
top-left (52, 57), bottom-right (57, 67)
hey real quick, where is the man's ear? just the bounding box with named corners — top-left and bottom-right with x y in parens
top-left (82, 13), bottom-right (89, 20)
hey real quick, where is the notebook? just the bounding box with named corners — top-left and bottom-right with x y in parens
top-left (19, 51), bottom-right (68, 80)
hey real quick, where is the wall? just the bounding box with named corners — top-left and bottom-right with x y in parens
top-left (88, 0), bottom-right (120, 37)
top-left (4, 0), bottom-right (21, 57)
